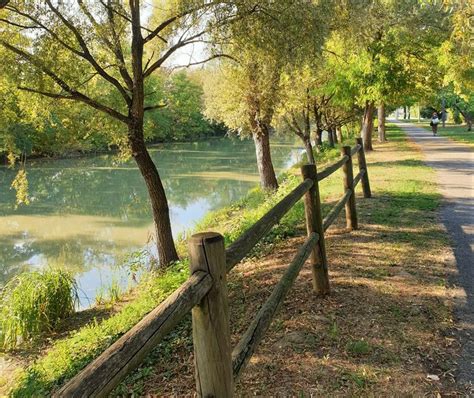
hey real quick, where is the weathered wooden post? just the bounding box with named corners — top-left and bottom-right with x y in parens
top-left (341, 146), bottom-right (358, 230)
top-left (355, 137), bottom-right (372, 198)
top-left (301, 164), bottom-right (330, 296)
top-left (189, 232), bottom-right (233, 397)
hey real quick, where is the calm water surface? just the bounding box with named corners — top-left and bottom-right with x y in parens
top-left (0, 137), bottom-right (302, 307)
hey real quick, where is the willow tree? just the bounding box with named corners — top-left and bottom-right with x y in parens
top-left (0, 0), bottom-right (263, 266)
top-left (276, 66), bottom-right (317, 164)
top-left (204, 0), bottom-right (330, 190)
top-left (276, 58), bottom-right (336, 162)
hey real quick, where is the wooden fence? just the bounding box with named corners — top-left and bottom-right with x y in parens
top-left (56, 138), bottom-right (371, 397)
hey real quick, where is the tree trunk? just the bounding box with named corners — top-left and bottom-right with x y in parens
top-left (403, 106), bottom-right (407, 119)
top-left (253, 125), bottom-right (278, 190)
top-left (129, 122), bottom-right (179, 266)
top-left (303, 137), bottom-right (315, 164)
top-left (377, 103), bottom-right (386, 142)
top-left (361, 101), bottom-right (375, 151)
top-left (441, 98), bottom-right (446, 128)
top-left (332, 127), bottom-right (339, 144)
top-left (302, 108), bottom-right (314, 163)
top-left (327, 128), bottom-right (335, 148)
top-left (455, 105), bottom-right (473, 131)
top-left (315, 128), bottom-right (323, 147)
top-left (336, 126), bottom-right (343, 143)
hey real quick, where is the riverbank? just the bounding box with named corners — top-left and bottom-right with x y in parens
top-left (0, 133), bottom-right (229, 166)
top-left (3, 126), bottom-right (466, 396)
top-left (0, 136), bottom-right (301, 307)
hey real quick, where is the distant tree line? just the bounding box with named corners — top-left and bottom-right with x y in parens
top-left (0, 70), bottom-right (225, 160)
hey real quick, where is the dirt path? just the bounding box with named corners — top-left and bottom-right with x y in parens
top-left (397, 121), bottom-right (474, 386)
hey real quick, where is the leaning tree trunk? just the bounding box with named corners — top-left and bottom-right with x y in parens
top-left (303, 136), bottom-right (315, 164)
top-left (253, 125), bottom-right (278, 191)
top-left (129, 122), bottom-right (179, 266)
top-left (361, 101), bottom-right (375, 151)
top-left (377, 103), bottom-right (386, 142)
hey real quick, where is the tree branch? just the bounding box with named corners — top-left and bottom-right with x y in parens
top-left (170, 53), bottom-right (238, 70)
top-left (144, 103), bottom-right (167, 112)
top-left (44, 0), bottom-right (131, 104)
top-left (1, 40), bottom-right (129, 124)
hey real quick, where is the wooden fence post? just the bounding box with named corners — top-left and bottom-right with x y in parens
top-left (301, 164), bottom-right (330, 296)
top-left (341, 146), bottom-right (358, 230)
top-left (189, 232), bottom-right (233, 397)
top-left (355, 137), bottom-right (372, 198)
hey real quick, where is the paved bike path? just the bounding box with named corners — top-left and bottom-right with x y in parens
top-left (397, 122), bottom-right (473, 386)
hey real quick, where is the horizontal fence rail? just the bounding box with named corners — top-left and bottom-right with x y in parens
top-left (317, 155), bottom-right (349, 181)
top-left (323, 189), bottom-right (352, 232)
top-left (58, 138), bottom-right (372, 397)
top-left (353, 169), bottom-right (365, 189)
top-left (55, 271), bottom-right (213, 398)
top-left (350, 143), bottom-right (361, 156)
top-left (232, 233), bottom-right (319, 380)
top-left (225, 178), bottom-right (313, 272)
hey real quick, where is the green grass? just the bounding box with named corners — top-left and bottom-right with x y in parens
top-left (346, 340), bottom-right (371, 356)
top-left (420, 123), bottom-right (474, 146)
top-left (0, 269), bottom-right (78, 350)
top-left (8, 138), bottom-right (355, 397)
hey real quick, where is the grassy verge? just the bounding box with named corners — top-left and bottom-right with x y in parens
top-left (418, 122), bottom-right (474, 146)
top-left (4, 138), bottom-right (352, 396)
top-left (114, 125), bottom-right (462, 396)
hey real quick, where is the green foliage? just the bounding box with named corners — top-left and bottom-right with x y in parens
top-left (204, 0), bottom-right (332, 136)
top-left (145, 72), bottom-right (220, 142)
top-left (10, 168), bottom-right (30, 207)
top-left (330, 0), bottom-right (449, 108)
top-left (0, 68), bottom-right (221, 159)
top-left (107, 279), bottom-right (123, 305)
top-left (0, 268), bottom-right (78, 350)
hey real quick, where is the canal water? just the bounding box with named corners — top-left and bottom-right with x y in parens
top-left (0, 137), bottom-right (302, 307)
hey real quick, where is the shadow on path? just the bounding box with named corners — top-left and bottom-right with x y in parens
top-left (396, 121), bottom-right (474, 386)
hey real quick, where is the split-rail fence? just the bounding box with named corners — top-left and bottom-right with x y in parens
top-left (57, 138), bottom-right (371, 397)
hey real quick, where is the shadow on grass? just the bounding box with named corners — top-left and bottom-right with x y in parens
top-left (369, 159), bottom-right (425, 168)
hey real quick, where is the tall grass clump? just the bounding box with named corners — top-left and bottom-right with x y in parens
top-left (0, 268), bottom-right (79, 350)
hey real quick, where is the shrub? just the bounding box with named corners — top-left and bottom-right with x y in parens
top-left (0, 268), bottom-right (79, 350)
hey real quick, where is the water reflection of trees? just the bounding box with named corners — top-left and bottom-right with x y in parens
top-left (0, 232), bottom-right (140, 286)
top-left (0, 137), bottom-right (300, 285)
top-left (0, 138), bottom-right (299, 220)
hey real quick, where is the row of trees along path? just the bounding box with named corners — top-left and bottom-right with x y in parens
top-left (56, 140), bottom-right (371, 397)
top-left (2, 1), bottom-right (459, 268)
